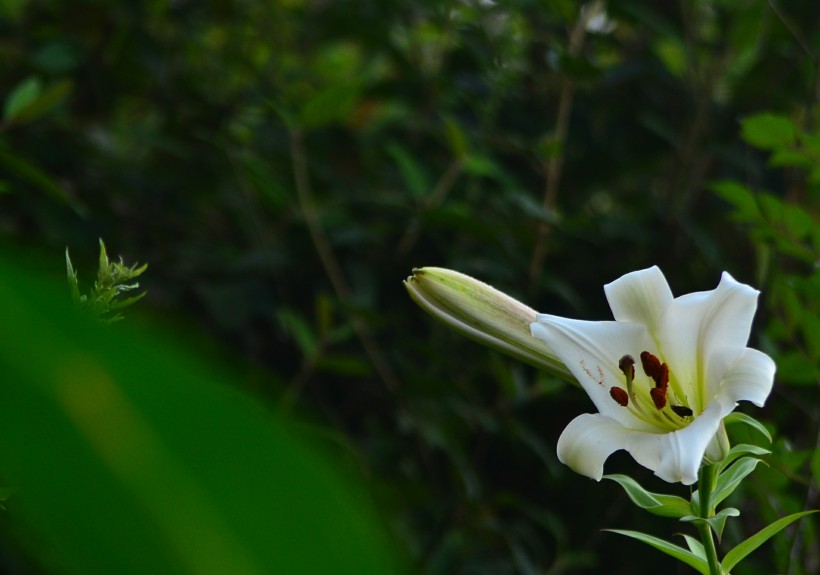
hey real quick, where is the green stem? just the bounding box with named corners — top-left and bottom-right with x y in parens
top-left (697, 464), bottom-right (723, 575)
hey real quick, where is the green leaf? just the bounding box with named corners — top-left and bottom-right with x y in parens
top-left (811, 450), bottom-right (820, 484)
top-left (681, 534), bottom-right (706, 562)
top-left (604, 530), bottom-right (708, 574)
top-left (741, 113), bottom-right (796, 150)
top-left (0, 253), bottom-right (404, 575)
top-left (3, 76), bottom-right (42, 121)
top-left (711, 180), bottom-right (759, 221)
top-left (680, 508), bottom-right (740, 541)
top-left (386, 142), bottom-right (430, 199)
top-left (5, 79), bottom-right (72, 125)
top-left (654, 37), bottom-right (687, 77)
top-left (0, 145), bottom-right (85, 214)
top-left (724, 412), bottom-right (772, 443)
top-left (299, 83), bottom-right (359, 129)
top-left (775, 351), bottom-right (819, 385)
top-left (718, 443), bottom-right (771, 474)
top-left (712, 458), bottom-right (765, 507)
top-left (276, 309), bottom-right (318, 356)
top-left (721, 510), bottom-right (820, 573)
top-left (603, 474), bottom-right (691, 518)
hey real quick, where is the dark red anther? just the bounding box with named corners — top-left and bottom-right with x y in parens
top-left (671, 405), bottom-right (693, 417)
top-left (640, 351), bottom-right (662, 380)
top-left (641, 351), bottom-right (669, 389)
top-left (610, 387), bottom-right (629, 407)
top-left (649, 386), bottom-right (667, 410)
top-left (618, 354), bottom-right (635, 381)
top-left (657, 363), bottom-right (669, 391)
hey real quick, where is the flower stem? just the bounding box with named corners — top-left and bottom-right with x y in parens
top-left (697, 463), bottom-right (723, 575)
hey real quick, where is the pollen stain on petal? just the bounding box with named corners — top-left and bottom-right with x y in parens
top-left (580, 359), bottom-right (605, 385)
top-left (610, 387), bottom-right (629, 407)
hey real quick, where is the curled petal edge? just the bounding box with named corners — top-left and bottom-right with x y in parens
top-left (603, 266), bottom-right (673, 329)
top-left (715, 347), bottom-right (776, 408)
top-left (557, 400), bottom-right (731, 485)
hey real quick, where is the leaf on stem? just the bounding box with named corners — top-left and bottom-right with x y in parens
top-left (718, 444), bottom-right (771, 474)
top-left (603, 474), bottom-right (691, 518)
top-left (721, 510), bottom-right (819, 573)
top-left (680, 534), bottom-right (706, 562)
top-left (712, 458), bottom-right (765, 507)
top-left (680, 508), bottom-right (740, 542)
top-left (604, 529), bottom-right (709, 575)
top-left (723, 412), bottom-right (772, 443)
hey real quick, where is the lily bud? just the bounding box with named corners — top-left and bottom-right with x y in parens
top-left (404, 267), bottom-right (573, 382)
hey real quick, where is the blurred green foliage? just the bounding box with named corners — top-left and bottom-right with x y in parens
top-left (0, 252), bottom-right (403, 575)
top-left (1, 0), bottom-right (818, 573)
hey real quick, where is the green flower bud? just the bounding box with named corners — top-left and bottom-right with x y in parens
top-left (404, 267), bottom-right (573, 382)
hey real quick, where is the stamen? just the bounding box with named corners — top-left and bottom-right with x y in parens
top-left (640, 351), bottom-right (662, 381)
top-left (650, 387), bottom-right (667, 410)
top-left (641, 351), bottom-right (670, 395)
top-left (671, 405), bottom-right (693, 417)
top-left (610, 387), bottom-right (629, 407)
top-left (618, 354), bottom-right (635, 381)
top-left (657, 363), bottom-right (669, 390)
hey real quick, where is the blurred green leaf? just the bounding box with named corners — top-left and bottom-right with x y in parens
top-left (775, 351), bottom-right (819, 386)
top-left (0, 142), bottom-right (85, 214)
top-left (276, 308), bottom-right (318, 357)
top-left (0, 254), bottom-right (403, 575)
top-left (811, 450), bottom-right (820, 484)
top-left (741, 113), bottom-right (796, 150)
top-left (386, 142), bottom-right (430, 200)
top-left (6, 79), bottom-right (72, 125)
top-left (299, 84), bottom-right (360, 129)
top-left (711, 181), bottom-right (758, 221)
top-left (3, 76), bottom-right (42, 122)
top-left (654, 37), bottom-right (687, 77)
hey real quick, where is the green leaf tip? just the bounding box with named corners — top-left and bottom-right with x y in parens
top-left (602, 474), bottom-right (690, 518)
top-left (604, 529), bottom-right (709, 575)
top-left (721, 510), bottom-right (819, 573)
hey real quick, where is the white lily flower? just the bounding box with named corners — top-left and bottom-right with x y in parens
top-left (530, 266), bottom-right (775, 485)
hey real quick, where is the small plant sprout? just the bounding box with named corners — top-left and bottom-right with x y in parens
top-left (65, 239), bottom-right (147, 324)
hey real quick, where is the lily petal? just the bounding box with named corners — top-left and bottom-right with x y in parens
top-left (556, 413), bottom-right (634, 481)
top-left (713, 347), bottom-right (776, 408)
top-left (658, 272), bottom-right (760, 407)
top-left (603, 266), bottom-right (673, 331)
top-left (532, 316), bottom-right (655, 429)
top-left (624, 400), bottom-right (729, 484)
top-left (557, 402), bottom-right (730, 485)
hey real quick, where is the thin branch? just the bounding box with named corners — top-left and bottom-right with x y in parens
top-left (397, 157), bottom-right (464, 256)
top-left (289, 128), bottom-right (400, 393)
top-left (528, 1), bottom-right (602, 291)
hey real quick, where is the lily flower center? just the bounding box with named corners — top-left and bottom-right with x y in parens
top-left (609, 352), bottom-right (694, 431)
